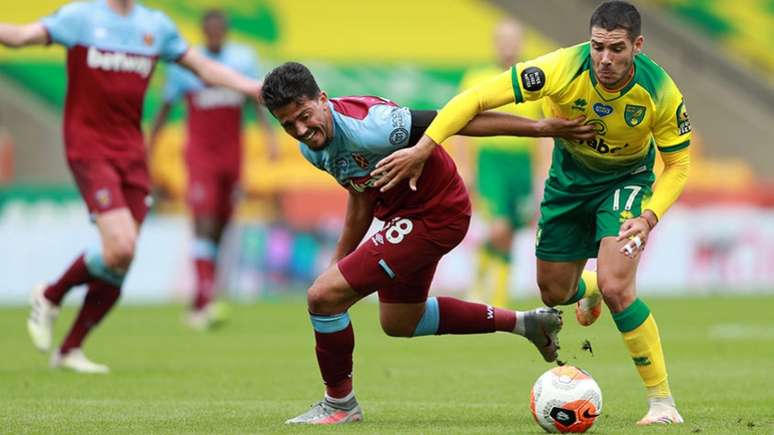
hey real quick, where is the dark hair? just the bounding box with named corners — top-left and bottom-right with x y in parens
top-left (590, 1), bottom-right (641, 40)
top-left (202, 9), bottom-right (228, 26)
top-left (262, 62), bottom-right (322, 113)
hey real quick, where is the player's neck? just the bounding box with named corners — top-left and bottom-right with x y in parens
top-left (107, 0), bottom-right (135, 16)
top-left (599, 65), bottom-right (635, 92)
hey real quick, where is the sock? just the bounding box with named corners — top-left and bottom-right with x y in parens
top-left (513, 312), bottom-right (527, 336)
top-left (562, 270), bottom-right (600, 305)
top-left (612, 298), bottom-right (672, 399)
top-left (310, 312), bottom-right (355, 399)
top-left (44, 254), bottom-right (92, 306)
top-left (580, 270), bottom-right (600, 300)
top-left (412, 296), bottom-right (517, 336)
top-left (60, 279), bottom-right (121, 354)
top-left (193, 258), bottom-right (216, 310)
top-left (192, 238), bottom-right (218, 311)
top-left (489, 248), bottom-right (511, 308)
top-left (469, 247), bottom-right (492, 302)
top-left (325, 390), bottom-right (357, 409)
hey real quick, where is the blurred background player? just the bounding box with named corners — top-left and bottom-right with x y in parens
top-left (262, 62), bottom-right (595, 425)
top-left (0, 0), bottom-right (262, 373)
top-left (456, 18), bottom-right (550, 307)
top-left (149, 10), bottom-right (278, 330)
top-left (372, 0), bottom-right (690, 426)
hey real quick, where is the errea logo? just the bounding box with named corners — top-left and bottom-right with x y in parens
top-left (87, 46), bottom-right (153, 78)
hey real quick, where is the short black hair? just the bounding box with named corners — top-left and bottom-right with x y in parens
top-left (262, 62), bottom-right (322, 113)
top-left (202, 9), bottom-right (228, 26)
top-left (590, 1), bottom-right (641, 40)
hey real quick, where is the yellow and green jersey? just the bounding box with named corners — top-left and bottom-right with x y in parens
top-left (459, 65), bottom-right (543, 153)
top-left (510, 42), bottom-right (690, 173)
top-left (426, 42), bottom-right (692, 219)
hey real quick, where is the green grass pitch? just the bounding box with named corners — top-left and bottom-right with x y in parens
top-left (1, 295), bottom-right (772, 434)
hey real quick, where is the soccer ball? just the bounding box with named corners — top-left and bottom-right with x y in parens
top-left (530, 365), bottom-right (602, 433)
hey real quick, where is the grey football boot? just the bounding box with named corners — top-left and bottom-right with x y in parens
top-left (523, 307), bottom-right (563, 362)
top-left (286, 396), bottom-right (363, 425)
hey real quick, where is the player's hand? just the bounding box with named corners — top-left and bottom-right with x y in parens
top-left (536, 116), bottom-right (596, 141)
top-left (616, 215), bottom-right (654, 259)
top-left (371, 140), bottom-right (435, 192)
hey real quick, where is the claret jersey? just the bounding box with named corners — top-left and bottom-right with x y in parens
top-left (42, 0), bottom-right (188, 160)
top-left (300, 97), bottom-right (470, 225)
top-left (164, 44), bottom-right (259, 167)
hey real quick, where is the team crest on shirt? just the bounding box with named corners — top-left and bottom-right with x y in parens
top-left (389, 128), bottom-right (409, 145)
top-left (95, 188), bottom-right (111, 208)
top-left (624, 105), bottom-right (646, 127)
top-left (351, 153), bottom-right (370, 169)
top-left (143, 33), bottom-right (155, 47)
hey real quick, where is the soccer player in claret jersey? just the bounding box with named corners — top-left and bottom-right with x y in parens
top-left (261, 62), bottom-right (596, 425)
top-left (149, 10), bottom-right (278, 330)
top-left (373, 0), bottom-right (691, 426)
top-left (0, 0), bottom-right (263, 373)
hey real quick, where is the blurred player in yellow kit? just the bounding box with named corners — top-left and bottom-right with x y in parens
top-left (457, 19), bottom-right (548, 307)
top-left (372, 1), bottom-right (691, 425)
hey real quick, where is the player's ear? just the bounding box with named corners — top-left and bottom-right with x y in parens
top-left (318, 91), bottom-right (328, 105)
top-left (633, 35), bottom-right (644, 54)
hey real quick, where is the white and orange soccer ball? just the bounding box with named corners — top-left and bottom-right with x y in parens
top-left (530, 365), bottom-right (603, 433)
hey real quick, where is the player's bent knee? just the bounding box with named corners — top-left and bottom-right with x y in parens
top-left (103, 238), bottom-right (136, 270)
top-left (489, 224), bottom-right (513, 253)
top-left (598, 276), bottom-right (634, 312)
top-left (306, 285), bottom-right (342, 314)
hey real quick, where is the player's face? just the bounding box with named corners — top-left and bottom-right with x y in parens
top-left (590, 27), bottom-right (643, 89)
top-left (272, 93), bottom-right (333, 150)
top-left (203, 18), bottom-right (228, 52)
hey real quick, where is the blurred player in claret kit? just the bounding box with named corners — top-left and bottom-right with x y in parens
top-left (149, 10), bottom-right (278, 330)
top-left (372, 0), bottom-right (691, 426)
top-left (261, 62), bottom-right (596, 425)
top-left (0, 0), bottom-right (262, 373)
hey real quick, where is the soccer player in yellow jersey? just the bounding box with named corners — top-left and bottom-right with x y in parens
top-left (371, 1), bottom-right (690, 425)
top-left (458, 19), bottom-right (547, 307)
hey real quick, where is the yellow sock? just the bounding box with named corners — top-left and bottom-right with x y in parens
top-left (565, 270), bottom-right (599, 305)
top-left (491, 255), bottom-right (510, 307)
top-left (613, 299), bottom-right (672, 399)
top-left (580, 270), bottom-right (600, 299)
top-left (469, 247), bottom-right (492, 302)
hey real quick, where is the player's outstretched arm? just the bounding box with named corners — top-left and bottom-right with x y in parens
top-left (178, 50), bottom-right (263, 102)
top-left (372, 71), bottom-right (518, 192)
top-left (371, 112), bottom-right (595, 193)
top-left (460, 112), bottom-right (595, 141)
top-left (330, 189), bottom-right (376, 266)
top-left (0, 23), bottom-right (48, 48)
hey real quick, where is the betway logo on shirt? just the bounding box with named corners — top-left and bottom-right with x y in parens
top-left (193, 88), bottom-right (245, 109)
top-left (86, 46), bottom-right (154, 78)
